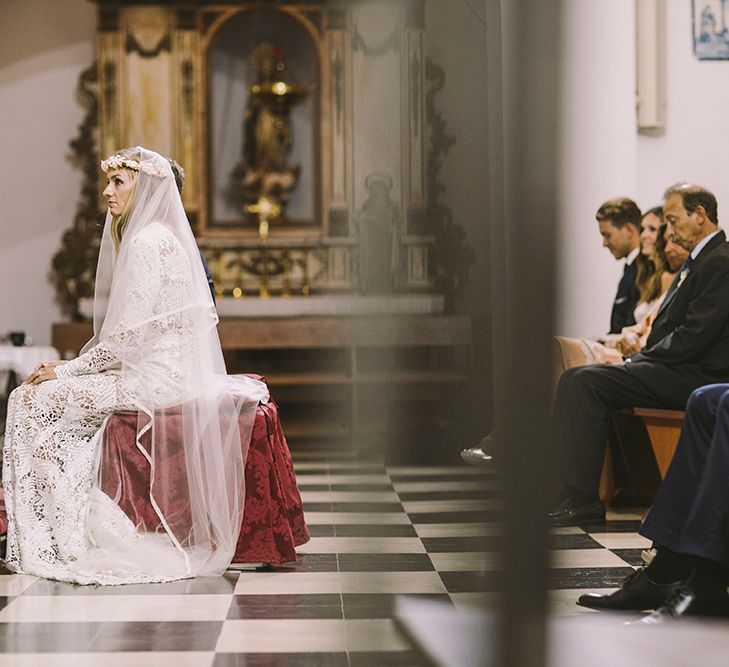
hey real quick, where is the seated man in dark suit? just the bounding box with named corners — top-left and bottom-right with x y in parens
top-left (550, 184), bottom-right (729, 527)
top-left (577, 382), bottom-right (729, 620)
top-left (167, 158), bottom-right (216, 303)
top-left (596, 197), bottom-right (642, 333)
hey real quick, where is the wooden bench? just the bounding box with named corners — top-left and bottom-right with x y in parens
top-left (600, 407), bottom-right (685, 505)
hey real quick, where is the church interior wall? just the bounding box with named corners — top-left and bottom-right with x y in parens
top-left (556, 0), bottom-right (639, 339)
top-left (636, 1), bottom-right (729, 231)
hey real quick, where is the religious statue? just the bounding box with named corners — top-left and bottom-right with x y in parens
top-left (356, 172), bottom-right (401, 293)
top-left (232, 43), bottom-right (308, 235)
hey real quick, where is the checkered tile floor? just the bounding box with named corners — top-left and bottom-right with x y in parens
top-left (0, 450), bottom-right (649, 666)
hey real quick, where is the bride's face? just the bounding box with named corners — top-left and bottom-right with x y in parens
top-left (103, 168), bottom-right (136, 216)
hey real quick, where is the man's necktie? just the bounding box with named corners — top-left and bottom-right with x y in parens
top-left (657, 253), bottom-right (694, 317)
top-left (679, 254), bottom-right (694, 273)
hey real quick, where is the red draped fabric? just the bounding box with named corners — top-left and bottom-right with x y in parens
top-left (0, 375), bottom-right (309, 565)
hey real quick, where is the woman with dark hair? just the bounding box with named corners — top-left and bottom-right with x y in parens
top-left (634, 207), bottom-right (674, 322)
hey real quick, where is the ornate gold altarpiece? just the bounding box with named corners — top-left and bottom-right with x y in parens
top-left (85, 0), bottom-right (437, 303)
top-left (51, 1), bottom-right (479, 445)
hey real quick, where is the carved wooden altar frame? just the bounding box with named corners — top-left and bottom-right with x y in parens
top-left (95, 2), bottom-right (340, 241)
top-left (198, 6), bottom-right (329, 239)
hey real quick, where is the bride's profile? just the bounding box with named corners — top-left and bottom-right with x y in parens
top-left (2, 146), bottom-right (268, 585)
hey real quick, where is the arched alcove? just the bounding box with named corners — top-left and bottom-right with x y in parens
top-left (206, 9), bottom-right (322, 231)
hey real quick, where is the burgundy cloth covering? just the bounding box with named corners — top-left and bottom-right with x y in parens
top-left (0, 375), bottom-right (310, 565)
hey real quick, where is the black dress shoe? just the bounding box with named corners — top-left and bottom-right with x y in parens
top-left (549, 500), bottom-right (605, 526)
top-left (635, 583), bottom-right (729, 624)
top-left (577, 567), bottom-right (683, 611)
top-left (547, 488), bottom-right (580, 516)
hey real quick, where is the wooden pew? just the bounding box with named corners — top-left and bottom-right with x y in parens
top-left (600, 407), bottom-right (684, 505)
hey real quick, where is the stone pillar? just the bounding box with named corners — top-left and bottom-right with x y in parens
top-left (120, 6), bottom-right (174, 156)
top-left (97, 8), bottom-right (122, 165)
top-left (401, 0), bottom-right (427, 232)
top-left (325, 6), bottom-right (354, 238)
top-left (173, 9), bottom-right (200, 209)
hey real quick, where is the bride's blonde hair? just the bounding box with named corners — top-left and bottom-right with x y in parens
top-left (103, 146), bottom-right (141, 250)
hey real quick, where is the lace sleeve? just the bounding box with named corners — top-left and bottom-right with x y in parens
top-left (57, 234), bottom-right (161, 377)
top-left (55, 341), bottom-right (119, 377)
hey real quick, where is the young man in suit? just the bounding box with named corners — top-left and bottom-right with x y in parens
top-left (595, 197), bottom-right (642, 334)
top-left (550, 184), bottom-right (729, 527)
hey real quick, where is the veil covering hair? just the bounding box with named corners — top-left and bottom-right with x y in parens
top-left (73, 146), bottom-right (268, 581)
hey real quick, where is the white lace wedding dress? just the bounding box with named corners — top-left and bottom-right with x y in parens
top-left (3, 223), bottom-right (243, 585)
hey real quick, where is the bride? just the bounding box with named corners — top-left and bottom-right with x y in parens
top-left (2, 146), bottom-right (268, 585)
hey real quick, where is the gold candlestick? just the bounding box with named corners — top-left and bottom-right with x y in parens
top-left (246, 196), bottom-right (282, 241)
top-left (245, 196), bottom-right (281, 298)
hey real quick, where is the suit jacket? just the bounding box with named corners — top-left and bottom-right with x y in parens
top-left (627, 230), bottom-right (729, 386)
top-left (609, 260), bottom-right (640, 333)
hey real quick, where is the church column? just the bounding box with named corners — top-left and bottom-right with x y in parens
top-left (401, 0), bottom-right (430, 290)
top-left (172, 9), bottom-right (200, 209)
top-left (401, 0), bottom-right (426, 225)
top-left (324, 6), bottom-right (355, 288)
top-left (119, 7), bottom-right (174, 156)
top-left (97, 8), bottom-right (122, 167)
top-left (325, 6), bottom-right (353, 232)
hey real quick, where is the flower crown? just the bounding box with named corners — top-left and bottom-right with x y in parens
top-left (100, 154), bottom-right (170, 179)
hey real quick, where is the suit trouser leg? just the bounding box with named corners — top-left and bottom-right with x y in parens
top-left (641, 384), bottom-right (729, 566)
top-left (554, 364), bottom-right (688, 497)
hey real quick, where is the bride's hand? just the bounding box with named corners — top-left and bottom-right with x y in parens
top-left (24, 362), bottom-right (61, 385)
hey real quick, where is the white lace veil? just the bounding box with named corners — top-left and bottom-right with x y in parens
top-left (85, 146), bottom-right (268, 579)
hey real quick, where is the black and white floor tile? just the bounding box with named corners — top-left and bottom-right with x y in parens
top-left (0, 450), bottom-right (652, 666)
